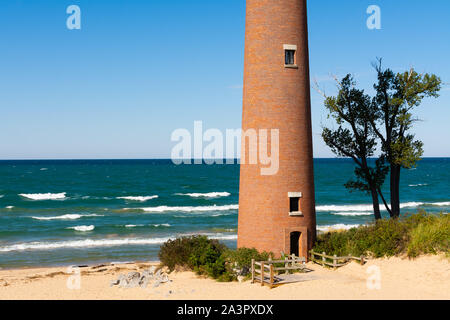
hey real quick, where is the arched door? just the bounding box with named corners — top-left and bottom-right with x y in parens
top-left (290, 231), bottom-right (301, 256)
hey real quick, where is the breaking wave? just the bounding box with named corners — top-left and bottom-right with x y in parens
top-left (317, 224), bottom-right (362, 232)
top-left (0, 233), bottom-right (237, 253)
top-left (123, 224), bottom-right (170, 228)
top-left (117, 195), bottom-right (159, 202)
top-left (331, 211), bottom-right (374, 216)
top-left (32, 214), bottom-right (103, 221)
top-left (19, 193), bottom-right (67, 200)
top-left (152, 223), bottom-right (171, 227)
top-left (430, 201), bottom-right (450, 206)
top-left (317, 204), bottom-right (374, 212)
top-left (316, 202), bottom-right (427, 212)
top-left (176, 192), bottom-right (231, 198)
top-left (67, 225), bottom-right (95, 232)
top-left (127, 204), bottom-right (239, 213)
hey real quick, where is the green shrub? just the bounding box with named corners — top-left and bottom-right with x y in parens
top-left (313, 212), bottom-right (449, 258)
top-left (313, 229), bottom-right (355, 257)
top-left (159, 236), bottom-right (276, 281)
top-left (159, 213), bottom-right (448, 282)
top-left (159, 235), bottom-right (226, 272)
top-left (352, 219), bottom-right (408, 257)
top-left (224, 248), bottom-right (272, 276)
top-left (158, 235), bottom-right (235, 280)
top-left (407, 214), bottom-right (450, 257)
top-left (190, 242), bottom-right (227, 278)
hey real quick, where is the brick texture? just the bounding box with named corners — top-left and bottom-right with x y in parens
top-left (237, 0), bottom-right (316, 259)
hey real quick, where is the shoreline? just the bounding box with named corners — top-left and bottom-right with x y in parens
top-left (0, 259), bottom-right (161, 272)
top-left (0, 254), bottom-right (448, 300)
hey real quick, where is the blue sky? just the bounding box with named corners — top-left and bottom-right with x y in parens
top-left (1, 0), bottom-right (449, 159)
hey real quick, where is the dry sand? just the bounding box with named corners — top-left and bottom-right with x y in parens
top-left (0, 255), bottom-right (448, 300)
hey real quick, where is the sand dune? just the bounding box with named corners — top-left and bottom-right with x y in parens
top-left (0, 255), bottom-right (448, 300)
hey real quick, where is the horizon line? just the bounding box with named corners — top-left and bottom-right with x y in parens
top-left (0, 157), bottom-right (449, 161)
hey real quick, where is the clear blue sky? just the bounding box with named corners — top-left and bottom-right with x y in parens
top-left (1, 0), bottom-right (449, 159)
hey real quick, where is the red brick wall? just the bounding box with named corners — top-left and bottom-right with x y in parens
top-left (237, 0), bottom-right (316, 258)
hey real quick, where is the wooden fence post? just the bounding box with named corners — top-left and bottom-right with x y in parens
top-left (270, 264), bottom-right (274, 288)
top-left (360, 255), bottom-right (365, 265)
top-left (322, 252), bottom-right (326, 267)
top-left (260, 262), bottom-right (264, 286)
top-left (333, 255), bottom-right (337, 270)
top-left (284, 256), bottom-right (288, 275)
top-left (251, 259), bottom-right (255, 283)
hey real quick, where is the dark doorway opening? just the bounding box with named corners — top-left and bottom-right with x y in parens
top-left (290, 231), bottom-right (301, 256)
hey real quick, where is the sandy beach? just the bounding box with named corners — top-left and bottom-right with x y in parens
top-left (0, 255), bottom-right (448, 300)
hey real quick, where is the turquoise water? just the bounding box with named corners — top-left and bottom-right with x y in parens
top-left (0, 158), bottom-right (448, 268)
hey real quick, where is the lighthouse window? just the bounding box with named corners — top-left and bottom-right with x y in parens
top-left (290, 197), bottom-right (300, 212)
top-left (285, 50), bottom-right (295, 65)
top-left (288, 192), bottom-right (302, 216)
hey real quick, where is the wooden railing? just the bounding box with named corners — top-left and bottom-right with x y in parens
top-left (251, 254), bottom-right (306, 288)
top-left (309, 250), bottom-right (366, 269)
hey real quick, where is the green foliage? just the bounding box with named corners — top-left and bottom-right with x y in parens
top-left (321, 74), bottom-right (389, 220)
top-left (313, 212), bottom-right (449, 258)
top-left (189, 241), bottom-right (228, 279)
top-left (158, 235), bottom-right (227, 273)
top-left (371, 61), bottom-right (441, 217)
top-left (224, 247), bottom-right (272, 276)
top-left (320, 61), bottom-right (442, 219)
top-left (159, 236), bottom-right (274, 282)
top-left (407, 214), bottom-right (450, 257)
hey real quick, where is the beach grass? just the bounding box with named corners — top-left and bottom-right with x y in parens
top-left (314, 211), bottom-right (449, 258)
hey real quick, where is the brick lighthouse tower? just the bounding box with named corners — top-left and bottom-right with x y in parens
top-left (237, 0), bottom-right (316, 258)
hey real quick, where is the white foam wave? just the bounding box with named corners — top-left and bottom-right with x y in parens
top-left (40, 168), bottom-right (48, 171)
top-left (0, 195), bottom-right (4, 199)
top-left (317, 224), bottom-right (361, 232)
top-left (5, 206), bottom-right (14, 209)
top-left (0, 233), bottom-right (237, 253)
top-left (67, 225), bottom-right (95, 232)
top-left (117, 196), bottom-right (159, 202)
top-left (32, 214), bottom-right (103, 221)
top-left (131, 204), bottom-right (239, 213)
top-left (316, 204), bottom-right (374, 212)
top-left (124, 223), bottom-right (171, 228)
top-left (409, 183), bottom-right (428, 187)
top-left (211, 234), bottom-right (238, 241)
top-left (176, 192), bottom-right (231, 198)
top-left (331, 211), bottom-right (374, 216)
top-left (400, 202), bottom-right (425, 208)
top-left (0, 237), bottom-right (171, 253)
top-left (317, 202), bottom-right (425, 212)
top-left (183, 233), bottom-right (238, 241)
top-left (20, 193), bottom-right (67, 200)
top-left (430, 201), bottom-right (450, 206)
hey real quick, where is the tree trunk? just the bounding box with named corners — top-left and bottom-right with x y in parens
top-left (390, 164), bottom-right (401, 218)
top-left (370, 187), bottom-right (382, 220)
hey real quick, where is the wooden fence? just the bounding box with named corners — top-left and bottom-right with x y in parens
top-left (251, 254), bottom-right (306, 288)
top-left (309, 250), bottom-right (366, 269)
